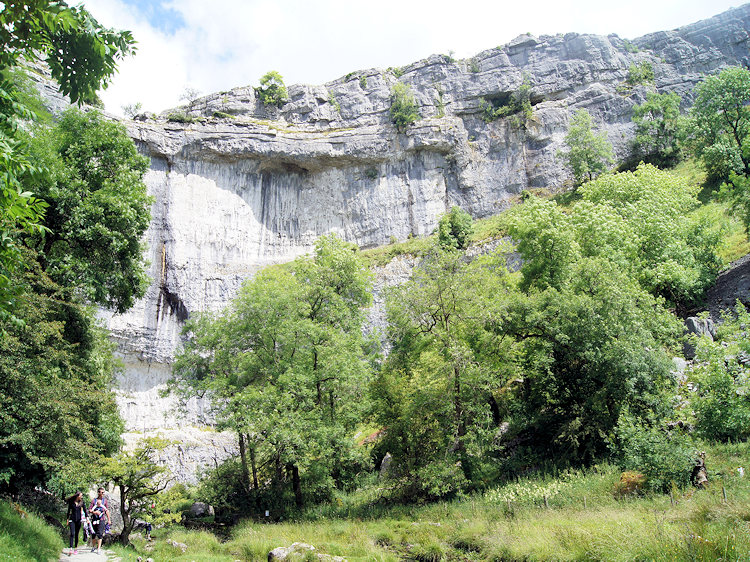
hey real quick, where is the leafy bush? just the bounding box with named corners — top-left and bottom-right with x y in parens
top-left (390, 82), bottom-right (419, 131)
top-left (359, 75), bottom-right (367, 89)
top-left (328, 90), bottom-right (340, 113)
top-left (167, 111), bottom-right (193, 123)
top-left (255, 70), bottom-right (288, 108)
top-left (688, 303), bottom-right (750, 442)
top-left (613, 412), bottom-right (695, 493)
top-left (557, 108), bottom-right (613, 184)
top-left (480, 79), bottom-right (533, 125)
top-left (626, 61), bottom-right (655, 86)
top-left (437, 206), bottom-right (473, 250)
top-left (631, 91), bottom-right (682, 167)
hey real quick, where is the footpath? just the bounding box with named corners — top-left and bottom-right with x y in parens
top-left (58, 547), bottom-right (121, 561)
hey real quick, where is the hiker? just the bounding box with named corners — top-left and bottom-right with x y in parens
top-left (65, 491), bottom-right (86, 556)
top-left (90, 498), bottom-right (111, 554)
top-left (89, 487), bottom-right (109, 511)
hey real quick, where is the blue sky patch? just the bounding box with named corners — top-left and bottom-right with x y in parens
top-left (128, 0), bottom-right (186, 34)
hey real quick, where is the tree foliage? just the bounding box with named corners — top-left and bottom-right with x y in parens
top-left (0, 249), bottom-right (123, 496)
top-left (496, 165), bottom-right (725, 464)
top-left (684, 66), bottom-right (750, 181)
top-left (0, 1), bottom-right (136, 105)
top-left (24, 109), bottom-right (152, 312)
top-left (688, 304), bottom-right (750, 442)
top-left (373, 243), bottom-right (516, 497)
top-left (255, 70), bottom-right (288, 108)
top-left (172, 234), bottom-right (373, 510)
top-left (632, 91), bottom-right (682, 166)
top-left (0, 0), bottom-right (136, 318)
top-left (390, 82), bottom-right (419, 132)
top-left (437, 206), bottom-right (473, 250)
top-left (99, 437), bottom-right (173, 545)
top-left (508, 165), bottom-right (723, 308)
top-left (0, 4), bottom-right (144, 499)
top-left (558, 109), bottom-right (613, 184)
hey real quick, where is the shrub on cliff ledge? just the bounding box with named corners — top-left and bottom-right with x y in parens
top-left (255, 70), bottom-right (288, 108)
top-left (390, 82), bottom-right (419, 131)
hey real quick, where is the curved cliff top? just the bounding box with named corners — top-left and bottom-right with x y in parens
top-left (137, 3), bottom-right (749, 133)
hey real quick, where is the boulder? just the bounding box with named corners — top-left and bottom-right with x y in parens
top-left (268, 543), bottom-right (346, 562)
top-left (189, 501), bottom-right (215, 518)
top-left (379, 452), bottom-right (393, 479)
top-left (684, 316), bottom-right (717, 359)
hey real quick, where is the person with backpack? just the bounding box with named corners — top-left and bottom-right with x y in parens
top-left (90, 498), bottom-right (111, 554)
top-left (65, 491), bottom-right (86, 556)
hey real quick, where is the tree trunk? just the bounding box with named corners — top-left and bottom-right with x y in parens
top-left (249, 441), bottom-right (259, 491)
top-left (118, 489), bottom-right (131, 545)
top-left (288, 463), bottom-right (303, 509)
top-left (488, 394), bottom-right (501, 427)
top-left (250, 443), bottom-right (260, 509)
top-left (238, 432), bottom-right (251, 493)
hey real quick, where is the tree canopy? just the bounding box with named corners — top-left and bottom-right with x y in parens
top-left (631, 91), bottom-right (682, 167)
top-left (0, 0), bottom-right (136, 319)
top-left (24, 109), bottom-right (152, 312)
top-left (685, 66), bottom-right (750, 181)
top-left (558, 108), bottom-right (613, 184)
top-left (172, 234), bottom-right (374, 510)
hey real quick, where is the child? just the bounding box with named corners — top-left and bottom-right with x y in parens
top-left (90, 499), bottom-right (110, 554)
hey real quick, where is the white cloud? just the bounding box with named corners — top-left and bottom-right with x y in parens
top-left (83, 0), bottom-right (741, 116)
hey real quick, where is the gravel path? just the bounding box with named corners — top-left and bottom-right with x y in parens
top-left (59, 547), bottom-right (121, 561)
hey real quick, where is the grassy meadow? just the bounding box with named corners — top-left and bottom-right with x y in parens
top-left (102, 440), bottom-right (750, 562)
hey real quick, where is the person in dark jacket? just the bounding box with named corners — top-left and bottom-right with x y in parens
top-left (65, 491), bottom-right (86, 556)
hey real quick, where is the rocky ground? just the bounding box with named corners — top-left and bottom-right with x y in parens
top-left (704, 253), bottom-right (750, 321)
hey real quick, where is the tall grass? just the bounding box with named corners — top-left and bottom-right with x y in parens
top-left (0, 500), bottom-right (62, 561)
top-left (109, 442), bottom-right (750, 561)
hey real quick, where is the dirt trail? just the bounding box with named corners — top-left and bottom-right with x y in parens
top-left (59, 547), bottom-right (120, 561)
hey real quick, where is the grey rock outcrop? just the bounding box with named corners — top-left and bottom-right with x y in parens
top-left (268, 543), bottom-right (346, 562)
top-left (76, 5), bottom-right (750, 481)
top-left (188, 502), bottom-right (215, 518)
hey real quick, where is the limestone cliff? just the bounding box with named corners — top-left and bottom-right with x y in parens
top-left (88, 5), bottom-right (750, 481)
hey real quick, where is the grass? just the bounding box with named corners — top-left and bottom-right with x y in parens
top-left (0, 500), bottom-right (62, 561)
top-left (360, 235), bottom-right (434, 267)
top-left (106, 441), bottom-right (750, 561)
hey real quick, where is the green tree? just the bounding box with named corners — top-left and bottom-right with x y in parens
top-left (24, 109), bottom-right (152, 312)
top-left (500, 166), bottom-right (723, 462)
top-left (502, 257), bottom-right (680, 463)
top-left (0, 0), bottom-right (135, 318)
top-left (509, 166), bottom-right (723, 308)
top-left (688, 304), bottom-right (750, 442)
top-left (437, 206), bottom-right (473, 250)
top-left (0, 1), bottom-right (135, 104)
top-left (685, 66), bottom-right (750, 181)
top-left (373, 243), bottom-right (516, 496)
top-left (100, 437), bottom-right (173, 545)
top-left (172, 234), bottom-right (373, 510)
top-left (390, 82), bottom-right (419, 132)
top-left (558, 108), bottom-right (614, 184)
top-left (0, 249), bottom-right (123, 496)
top-left (255, 70), bottom-right (288, 107)
top-left (578, 164), bottom-right (724, 308)
top-left (632, 91), bottom-right (682, 166)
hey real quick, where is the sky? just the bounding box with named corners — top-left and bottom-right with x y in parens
top-left (82, 0), bottom-right (744, 116)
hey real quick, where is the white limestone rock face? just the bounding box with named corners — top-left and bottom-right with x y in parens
top-left (92, 6), bottom-right (750, 482)
top-left (122, 429), bottom-right (238, 486)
